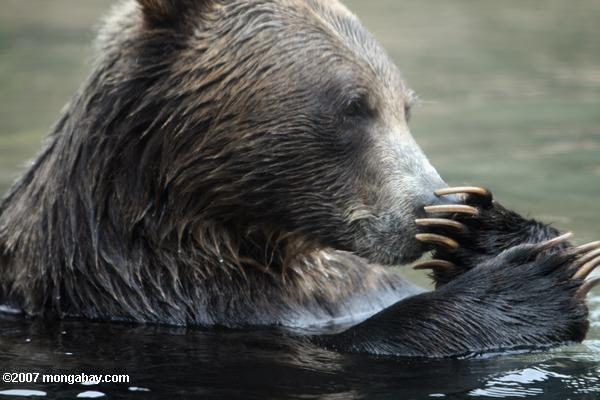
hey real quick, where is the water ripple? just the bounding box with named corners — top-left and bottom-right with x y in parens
top-left (0, 389), bottom-right (46, 397)
top-left (468, 367), bottom-right (567, 398)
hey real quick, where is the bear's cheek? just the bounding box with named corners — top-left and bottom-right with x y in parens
top-left (334, 127), bottom-right (451, 263)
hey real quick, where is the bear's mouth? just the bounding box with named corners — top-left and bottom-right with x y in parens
top-left (352, 220), bottom-right (428, 266)
top-left (356, 242), bottom-right (426, 266)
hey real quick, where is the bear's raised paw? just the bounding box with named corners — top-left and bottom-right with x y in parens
top-left (413, 186), bottom-right (600, 292)
top-left (322, 235), bottom-right (600, 356)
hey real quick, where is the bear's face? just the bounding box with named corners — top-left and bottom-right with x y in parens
top-left (127, 0), bottom-right (448, 265)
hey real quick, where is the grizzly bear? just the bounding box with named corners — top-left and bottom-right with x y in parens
top-left (0, 0), bottom-right (598, 357)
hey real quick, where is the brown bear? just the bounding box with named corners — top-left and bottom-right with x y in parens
top-left (0, 0), bottom-right (598, 357)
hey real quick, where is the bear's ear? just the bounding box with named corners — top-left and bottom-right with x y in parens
top-left (137, 0), bottom-right (211, 26)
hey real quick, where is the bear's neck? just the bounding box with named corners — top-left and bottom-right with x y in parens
top-left (0, 111), bottom-right (404, 326)
top-left (0, 117), bottom-right (321, 322)
top-left (0, 64), bottom-right (323, 321)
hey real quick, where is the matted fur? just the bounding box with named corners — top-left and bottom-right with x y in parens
top-left (0, 0), bottom-right (433, 326)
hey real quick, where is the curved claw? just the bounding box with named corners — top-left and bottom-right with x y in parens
top-left (575, 240), bottom-right (600, 253)
top-left (413, 259), bottom-right (455, 271)
top-left (573, 248), bottom-right (600, 269)
top-left (574, 255), bottom-right (600, 280)
top-left (537, 231), bottom-right (573, 251)
top-left (415, 233), bottom-right (460, 250)
top-left (424, 205), bottom-right (478, 216)
top-left (577, 277), bottom-right (600, 298)
top-left (435, 186), bottom-right (490, 197)
top-left (415, 218), bottom-right (467, 232)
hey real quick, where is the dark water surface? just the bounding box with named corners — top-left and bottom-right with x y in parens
top-left (1, 0), bottom-right (599, 399)
top-left (0, 308), bottom-right (599, 399)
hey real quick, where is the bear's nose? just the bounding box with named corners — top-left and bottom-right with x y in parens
top-left (414, 189), bottom-right (460, 218)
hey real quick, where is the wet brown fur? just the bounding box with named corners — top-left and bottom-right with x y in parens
top-left (0, 0), bottom-right (422, 326)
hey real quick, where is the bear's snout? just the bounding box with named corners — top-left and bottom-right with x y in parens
top-left (413, 189), bottom-right (460, 219)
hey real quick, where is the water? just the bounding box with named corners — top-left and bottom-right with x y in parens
top-left (1, 312), bottom-right (599, 399)
top-left (0, 0), bottom-right (599, 399)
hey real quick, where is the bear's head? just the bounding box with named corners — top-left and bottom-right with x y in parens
top-left (94, 0), bottom-right (450, 267)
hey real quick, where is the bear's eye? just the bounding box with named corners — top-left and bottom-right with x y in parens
top-left (342, 97), bottom-right (370, 120)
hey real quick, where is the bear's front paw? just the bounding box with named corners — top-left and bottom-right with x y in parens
top-left (452, 240), bottom-right (600, 345)
top-left (413, 186), bottom-right (577, 287)
top-left (323, 240), bottom-right (600, 356)
top-left (413, 186), bottom-right (511, 286)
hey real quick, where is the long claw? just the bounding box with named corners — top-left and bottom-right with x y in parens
top-left (574, 255), bottom-right (600, 280)
top-left (577, 277), bottom-right (600, 298)
top-left (575, 248), bottom-right (600, 266)
top-left (415, 218), bottom-right (467, 232)
top-left (415, 233), bottom-right (460, 250)
top-left (537, 231), bottom-right (573, 251)
top-left (435, 186), bottom-right (490, 197)
top-left (424, 205), bottom-right (478, 216)
top-left (413, 259), bottom-right (455, 271)
top-left (575, 240), bottom-right (600, 253)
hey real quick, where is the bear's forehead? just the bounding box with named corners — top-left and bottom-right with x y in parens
top-left (203, 0), bottom-right (407, 99)
top-left (101, 0), bottom-right (411, 106)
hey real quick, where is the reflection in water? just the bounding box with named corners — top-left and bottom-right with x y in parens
top-left (469, 352), bottom-right (600, 398)
top-left (471, 367), bottom-right (573, 398)
top-left (0, 390), bottom-right (47, 397)
top-left (0, 297), bottom-right (599, 399)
